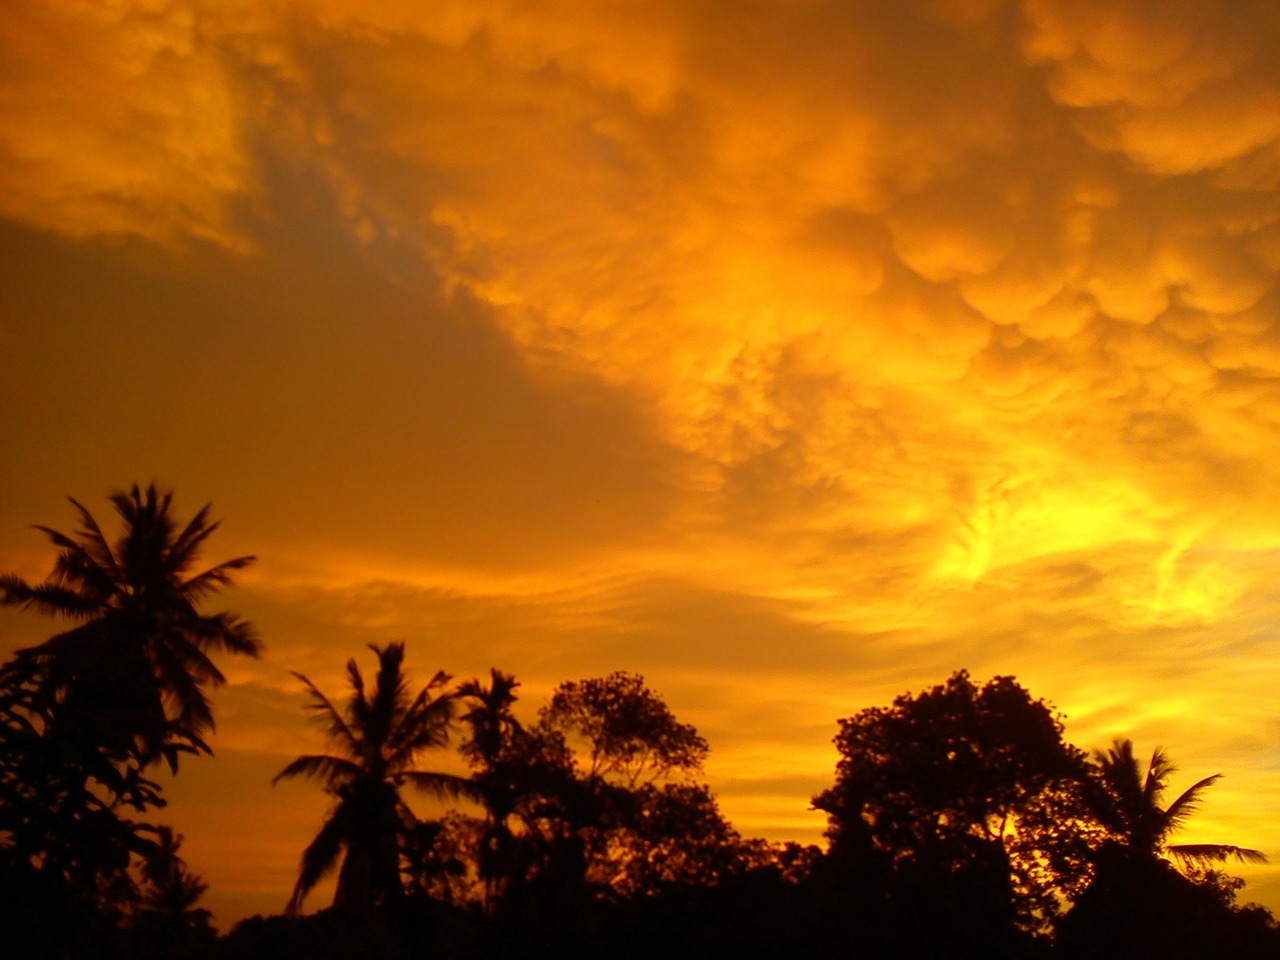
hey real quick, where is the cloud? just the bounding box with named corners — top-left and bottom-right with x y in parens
top-left (1022, 0), bottom-right (1280, 173)
top-left (4, 0), bottom-right (1280, 923)
top-left (0, 0), bottom-right (255, 248)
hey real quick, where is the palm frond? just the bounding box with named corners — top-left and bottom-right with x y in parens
top-left (0, 576), bottom-right (99, 618)
top-left (159, 735), bottom-right (211, 775)
top-left (1142, 746), bottom-right (1176, 810)
top-left (168, 504), bottom-right (217, 573)
top-left (294, 672), bottom-right (361, 753)
top-left (273, 754), bottom-right (362, 786)
top-left (185, 612), bottom-right (262, 659)
top-left (346, 658), bottom-right (371, 740)
top-left (365, 643), bottom-right (411, 749)
top-left (387, 681), bottom-right (455, 765)
top-left (152, 641), bottom-right (217, 737)
top-left (180, 557), bottom-right (257, 602)
top-left (40, 535), bottom-right (116, 600)
top-left (287, 806), bottom-right (350, 915)
top-left (402, 770), bottom-right (483, 804)
top-left (1169, 843), bottom-right (1268, 867)
top-left (159, 629), bottom-right (227, 687)
top-left (66, 496), bottom-right (121, 579)
top-left (1161, 774), bottom-right (1220, 837)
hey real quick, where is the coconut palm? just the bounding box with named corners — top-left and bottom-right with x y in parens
top-left (274, 642), bottom-right (476, 915)
top-left (0, 484), bottom-right (258, 766)
top-left (1089, 739), bottom-right (1266, 869)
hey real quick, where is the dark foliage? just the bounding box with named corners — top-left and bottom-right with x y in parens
top-left (1056, 849), bottom-right (1280, 959)
top-left (0, 486), bottom-right (252, 959)
top-left (274, 643), bottom-right (479, 916)
top-left (813, 670), bottom-right (1090, 938)
top-left (0, 484), bottom-right (259, 764)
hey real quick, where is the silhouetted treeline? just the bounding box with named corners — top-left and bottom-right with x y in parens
top-left (2, 486), bottom-right (1278, 959)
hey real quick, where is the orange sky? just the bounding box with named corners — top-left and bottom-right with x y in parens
top-left (3, 0), bottom-right (1280, 927)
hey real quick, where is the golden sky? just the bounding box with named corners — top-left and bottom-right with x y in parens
top-left (3, 0), bottom-right (1280, 926)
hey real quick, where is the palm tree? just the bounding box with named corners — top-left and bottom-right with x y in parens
top-left (0, 484), bottom-right (258, 766)
top-left (459, 669), bottom-right (525, 767)
top-left (458, 669), bottom-right (523, 907)
top-left (274, 642), bottom-right (476, 916)
top-left (1089, 739), bottom-right (1266, 869)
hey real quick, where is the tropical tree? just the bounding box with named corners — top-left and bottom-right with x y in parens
top-left (812, 671), bottom-right (1090, 940)
top-left (459, 669), bottom-right (523, 768)
top-left (0, 483), bottom-right (259, 766)
top-left (539, 670), bottom-right (708, 786)
top-left (1058, 740), bottom-right (1274, 957)
top-left (274, 642), bottom-right (476, 916)
top-left (0, 484), bottom-right (255, 958)
top-left (1087, 739), bottom-right (1266, 870)
top-left (125, 827), bottom-right (216, 959)
top-left (529, 672), bottom-right (727, 900)
top-left (457, 668), bottom-right (524, 908)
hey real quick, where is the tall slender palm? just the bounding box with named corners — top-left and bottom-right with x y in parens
top-left (1089, 739), bottom-right (1266, 869)
top-left (0, 484), bottom-right (258, 765)
top-left (274, 643), bottom-right (476, 915)
top-left (458, 669), bottom-right (523, 907)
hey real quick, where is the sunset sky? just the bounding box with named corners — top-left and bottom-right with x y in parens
top-left (3, 0), bottom-right (1280, 927)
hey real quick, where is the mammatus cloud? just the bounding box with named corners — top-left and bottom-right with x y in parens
top-left (1, 0), bottom-right (1279, 925)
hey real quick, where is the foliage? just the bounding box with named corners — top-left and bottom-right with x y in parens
top-left (813, 670), bottom-right (1089, 935)
top-left (458, 669), bottom-right (523, 770)
top-left (1056, 850), bottom-right (1280, 959)
top-left (0, 484), bottom-right (259, 765)
top-left (445, 669), bottom-right (750, 919)
top-left (538, 671), bottom-right (708, 786)
top-left (274, 642), bottom-right (477, 916)
top-left (401, 812), bottom-right (482, 906)
top-left (0, 654), bottom-right (165, 890)
top-left (588, 781), bottom-right (750, 898)
top-left (1086, 738), bottom-right (1267, 869)
top-left (4, 483), bottom-right (1270, 960)
top-left (0, 486), bottom-right (250, 958)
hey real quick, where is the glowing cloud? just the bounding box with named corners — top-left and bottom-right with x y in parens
top-left (2, 0), bottom-right (1280, 926)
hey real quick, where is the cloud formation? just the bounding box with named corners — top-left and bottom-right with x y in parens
top-left (2, 0), bottom-right (1279, 925)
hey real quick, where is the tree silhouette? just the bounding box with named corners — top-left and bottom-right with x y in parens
top-left (1088, 739), bottom-right (1266, 870)
top-left (813, 671), bottom-right (1087, 941)
top-left (0, 660), bottom-right (166, 959)
top-left (519, 672), bottom-right (731, 906)
top-left (126, 827), bottom-right (216, 959)
top-left (539, 671), bottom-right (708, 786)
top-left (1059, 741), bottom-right (1275, 958)
top-left (0, 483), bottom-right (259, 766)
top-left (459, 669), bottom-right (523, 769)
top-left (457, 669), bottom-right (525, 909)
top-left (0, 485), bottom-right (253, 959)
top-left (274, 642), bottom-right (477, 916)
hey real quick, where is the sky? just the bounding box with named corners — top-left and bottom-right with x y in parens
top-left (2, 0), bottom-right (1280, 928)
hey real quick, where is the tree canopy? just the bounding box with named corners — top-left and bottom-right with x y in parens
top-left (813, 670), bottom-right (1091, 936)
top-left (0, 485), bottom-right (256, 958)
top-left (539, 670), bottom-right (708, 786)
